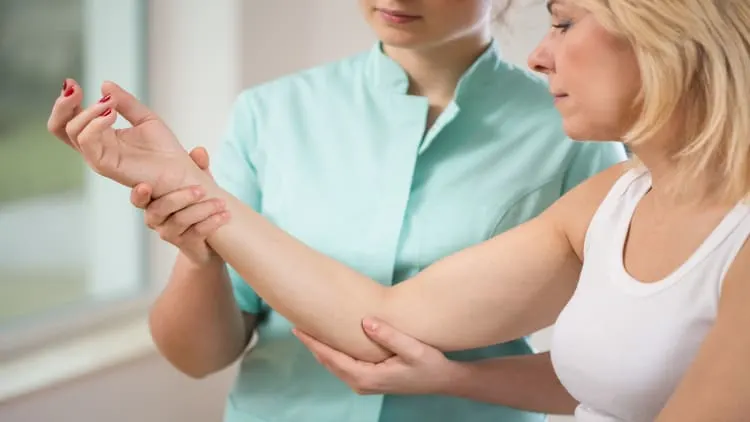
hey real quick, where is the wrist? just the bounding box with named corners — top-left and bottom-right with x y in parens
top-left (179, 251), bottom-right (226, 274)
top-left (152, 157), bottom-right (215, 198)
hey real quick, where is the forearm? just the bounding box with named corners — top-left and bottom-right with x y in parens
top-left (149, 253), bottom-right (252, 377)
top-left (204, 189), bottom-right (392, 362)
top-left (444, 352), bottom-right (577, 415)
top-left (199, 179), bottom-right (578, 363)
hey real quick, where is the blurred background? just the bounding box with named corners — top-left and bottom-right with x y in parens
top-left (0, 1), bottom-right (569, 421)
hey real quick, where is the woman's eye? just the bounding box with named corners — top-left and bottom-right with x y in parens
top-left (551, 21), bottom-right (572, 33)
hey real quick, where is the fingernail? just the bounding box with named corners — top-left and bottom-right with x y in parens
top-left (64, 87), bottom-right (74, 97)
top-left (98, 94), bottom-right (111, 103)
top-left (362, 319), bottom-right (378, 332)
top-left (62, 80), bottom-right (68, 91)
top-left (99, 108), bottom-right (112, 117)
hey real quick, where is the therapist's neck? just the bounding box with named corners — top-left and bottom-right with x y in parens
top-left (383, 29), bottom-right (492, 102)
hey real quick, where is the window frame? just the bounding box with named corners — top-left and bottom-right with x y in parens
top-left (0, 0), bottom-right (153, 361)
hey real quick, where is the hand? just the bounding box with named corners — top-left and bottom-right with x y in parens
top-left (130, 147), bottom-right (230, 266)
top-left (293, 318), bottom-right (460, 396)
top-left (47, 79), bottom-right (206, 196)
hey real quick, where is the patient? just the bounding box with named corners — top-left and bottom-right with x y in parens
top-left (46, 0), bottom-right (750, 420)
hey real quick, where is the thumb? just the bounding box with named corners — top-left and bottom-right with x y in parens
top-left (130, 183), bottom-right (153, 209)
top-left (189, 147), bottom-right (210, 171)
top-left (361, 318), bottom-right (429, 363)
top-left (102, 81), bottom-right (156, 126)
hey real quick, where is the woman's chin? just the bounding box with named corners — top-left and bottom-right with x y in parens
top-left (562, 119), bottom-right (622, 143)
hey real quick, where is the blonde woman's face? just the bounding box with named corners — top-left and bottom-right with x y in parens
top-left (527, 0), bottom-right (641, 141)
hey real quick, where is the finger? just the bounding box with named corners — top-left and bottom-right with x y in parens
top-left (75, 107), bottom-right (120, 162)
top-left (185, 210), bottom-right (230, 239)
top-left (65, 94), bottom-right (116, 149)
top-left (156, 199), bottom-right (226, 240)
top-left (102, 81), bottom-right (157, 126)
top-left (293, 329), bottom-right (365, 373)
top-left (47, 79), bottom-right (84, 147)
top-left (189, 147), bottom-right (210, 171)
top-left (130, 184), bottom-right (153, 209)
top-left (145, 186), bottom-right (206, 228)
top-left (362, 318), bottom-right (430, 364)
top-left (294, 330), bottom-right (366, 388)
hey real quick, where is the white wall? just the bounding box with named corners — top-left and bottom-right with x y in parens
top-left (0, 2), bottom-right (572, 421)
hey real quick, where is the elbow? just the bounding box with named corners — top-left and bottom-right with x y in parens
top-left (180, 365), bottom-right (214, 380)
top-left (148, 309), bottom-right (225, 379)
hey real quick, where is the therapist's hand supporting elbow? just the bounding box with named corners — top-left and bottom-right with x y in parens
top-left (293, 318), bottom-right (459, 396)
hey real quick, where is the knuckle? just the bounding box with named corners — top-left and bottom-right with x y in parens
top-left (64, 122), bottom-right (76, 140)
top-left (147, 206), bottom-right (165, 221)
top-left (172, 213), bottom-right (191, 229)
top-left (77, 131), bottom-right (92, 147)
top-left (351, 376), bottom-right (371, 391)
top-left (170, 213), bottom-right (184, 227)
top-left (157, 228), bottom-right (178, 244)
top-left (191, 224), bottom-right (210, 239)
top-left (145, 213), bottom-right (160, 229)
top-left (46, 118), bottom-right (58, 134)
top-left (410, 345), bottom-right (426, 359)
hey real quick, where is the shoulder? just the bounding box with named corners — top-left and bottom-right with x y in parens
top-left (652, 231), bottom-right (750, 420)
top-left (719, 236), bottom-right (750, 312)
top-left (546, 161), bottom-right (634, 260)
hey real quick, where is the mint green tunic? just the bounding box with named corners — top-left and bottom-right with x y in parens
top-left (212, 41), bottom-right (627, 422)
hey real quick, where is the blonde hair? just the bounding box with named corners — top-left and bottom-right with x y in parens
top-left (577, 0), bottom-right (750, 203)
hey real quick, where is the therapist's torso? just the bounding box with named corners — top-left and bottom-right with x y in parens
top-left (214, 42), bottom-right (627, 422)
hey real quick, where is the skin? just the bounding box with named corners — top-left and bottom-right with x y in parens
top-left (46, 0), bottom-right (750, 420)
top-left (51, 0), bottom-right (578, 414)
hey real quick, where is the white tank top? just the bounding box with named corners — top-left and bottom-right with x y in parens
top-left (551, 166), bottom-right (750, 422)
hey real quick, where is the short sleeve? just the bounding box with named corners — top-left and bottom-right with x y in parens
top-left (562, 141), bottom-right (628, 194)
top-left (211, 93), bottom-right (269, 316)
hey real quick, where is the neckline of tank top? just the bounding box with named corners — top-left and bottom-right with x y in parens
top-left (605, 168), bottom-right (750, 296)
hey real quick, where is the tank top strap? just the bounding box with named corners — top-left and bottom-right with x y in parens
top-left (583, 165), bottom-right (650, 258)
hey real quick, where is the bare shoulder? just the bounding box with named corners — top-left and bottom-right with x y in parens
top-left (544, 161), bottom-right (633, 260)
top-left (719, 237), bottom-right (750, 310)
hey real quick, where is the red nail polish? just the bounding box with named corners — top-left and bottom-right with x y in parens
top-left (99, 94), bottom-right (111, 103)
top-left (64, 87), bottom-right (74, 97)
top-left (100, 108), bottom-right (112, 117)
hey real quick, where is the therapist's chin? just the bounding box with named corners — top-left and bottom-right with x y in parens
top-left (373, 30), bottom-right (436, 50)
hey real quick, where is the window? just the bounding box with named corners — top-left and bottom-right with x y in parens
top-left (0, 0), bottom-right (149, 355)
